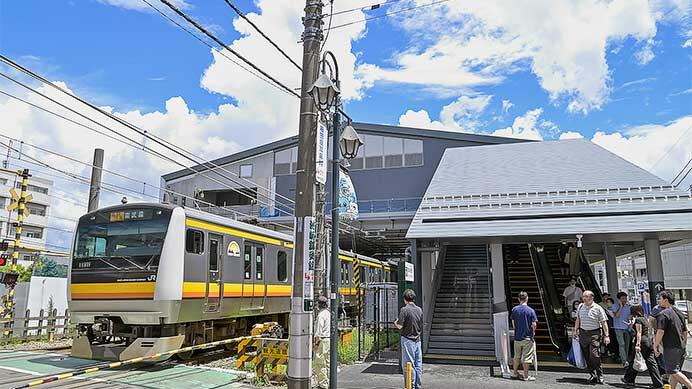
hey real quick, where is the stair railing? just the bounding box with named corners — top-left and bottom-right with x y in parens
top-left (527, 244), bottom-right (563, 353)
top-left (423, 244), bottom-right (447, 354)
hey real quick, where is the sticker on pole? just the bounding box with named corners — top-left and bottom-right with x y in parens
top-left (302, 216), bottom-right (316, 312)
top-left (315, 121), bottom-right (328, 185)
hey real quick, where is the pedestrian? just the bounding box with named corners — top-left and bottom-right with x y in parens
top-left (621, 304), bottom-right (664, 388)
top-left (572, 290), bottom-right (611, 385)
top-left (313, 296), bottom-right (331, 389)
top-left (598, 293), bottom-right (611, 312)
top-left (611, 292), bottom-right (633, 366)
top-left (564, 277), bottom-right (583, 316)
top-left (653, 291), bottom-right (692, 389)
top-left (511, 291), bottom-right (538, 381)
top-left (394, 289), bottom-right (423, 389)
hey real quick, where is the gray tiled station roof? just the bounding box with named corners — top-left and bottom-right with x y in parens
top-left (407, 139), bottom-right (692, 240)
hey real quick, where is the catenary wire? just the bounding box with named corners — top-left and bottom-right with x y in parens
top-left (140, 0), bottom-right (297, 98)
top-left (0, 56), bottom-right (298, 211)
top-left (326, 0), bottom-right (452, 31)
top-left (330, 0), bottom-right (405, 16)
top-left (670, 157), bottom-right (692, 186)
top-left (221, 0), bottom-right (302, 71)
top-left (157, 0), bottom-right (300, 98)
top-left (650, 124), bottom-right (692, 172)
top-left (0, 67), bottom-right (297, 215)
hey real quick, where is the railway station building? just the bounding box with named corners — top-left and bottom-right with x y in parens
top-left (162, 123), bottom-right (692, 365)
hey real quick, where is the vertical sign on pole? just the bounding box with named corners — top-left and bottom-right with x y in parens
top-left (315, 121), bottom-right (328, 186)
top-left (302, 216), bottom-right (316, 312)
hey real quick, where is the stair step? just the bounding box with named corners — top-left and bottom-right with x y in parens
top-left (428, 341), bottom-right (495, 350)
top-left (426, 348), bottom-right (495, 356)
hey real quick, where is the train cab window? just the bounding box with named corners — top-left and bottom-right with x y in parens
top-left (277, 251), bottom-right (288, 282)
top-left (244, 245), bottom-right (252, 280)
top-left (185, 229), bottom-right (204, 254)
top-left (256, 247), bottom-right (264, 280)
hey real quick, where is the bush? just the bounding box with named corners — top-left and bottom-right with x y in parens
top-left (338, 328), bottom-right (400, 365)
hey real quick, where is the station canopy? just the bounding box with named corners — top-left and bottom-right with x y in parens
top-left (406, 139), bottom-right (692, 243)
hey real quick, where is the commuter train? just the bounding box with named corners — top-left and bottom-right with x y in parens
top-left (68, 203), bottom-right (395, 360)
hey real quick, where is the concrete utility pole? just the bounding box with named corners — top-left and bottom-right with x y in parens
top-left (287, 1), bottom-right (323, 388)
top-left (88, 148), bottom-right (104, 212)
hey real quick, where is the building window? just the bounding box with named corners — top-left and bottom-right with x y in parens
top-left (16, 182), bottom-right (49, 195)
top-left (240, 164), bottom-right (253, 178)
top-left (0, 178), bottom-right (7, 185)
top-left (404, 138), bottom-right (423, 166)
top-left (277, 251), bottom-right (288, 282)
top-left (23, 226), bottom-right (43, 239)
top-left (363, 134), bottom-right (384, 169)
top-left (384, 137), bottom-right (404, 168)
top-left (185, 229), bottom-right (204, 254)
top-left (202, 188), bottom-right (258, 206)
top-left (274, 148), bottom-right (293, 175)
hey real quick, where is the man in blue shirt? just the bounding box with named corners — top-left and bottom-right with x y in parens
top-left (511, 291), bottom-right (538, 381)
top-left (611, 291), bottom-right (632, 366)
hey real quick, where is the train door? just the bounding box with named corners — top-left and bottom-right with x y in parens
top-left (252, 245), bottom-right (266, 309)
top-left (204, 233), bottom-right (223, 313)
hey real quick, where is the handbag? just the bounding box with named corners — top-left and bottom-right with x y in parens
top-left (633, 351), bottom-right (647, 372)
top-left (568, 338), bottom-right (587, 369)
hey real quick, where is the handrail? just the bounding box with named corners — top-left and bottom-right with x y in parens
top-left (527, 244), bottom-right (562, 352)
top-left (576, 248), bottom-right (604, 303)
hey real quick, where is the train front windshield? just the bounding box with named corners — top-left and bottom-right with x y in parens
top-left (72, 207), bottom-right (173, 272)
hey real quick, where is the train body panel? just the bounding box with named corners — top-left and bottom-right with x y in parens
top-left (67, 202), bottom-right (396, 360)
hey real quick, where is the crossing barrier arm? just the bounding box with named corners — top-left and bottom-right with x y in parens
top-left (13, 335), bottom-right (255, 389)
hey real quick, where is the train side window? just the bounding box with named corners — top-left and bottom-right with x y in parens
top-left (256, 247), bottom-right (264, 280)
top-left (244, 245), bottom-right (252, 280)
top-left (185, 229), bottom-right (204, 254)
top-left (277, 251), bottom-right (287, 282)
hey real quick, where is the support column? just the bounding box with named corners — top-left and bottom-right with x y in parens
top-left (490, 243), bottom-right (511, 377)
top-left (603, 243), bottom-right (619, 296)
top-left (88, 148), bottom-right (104, 212)
top-left (644, 238), bottom-right (665, 307)
top-left (411, 240), bottom-right (422, 305)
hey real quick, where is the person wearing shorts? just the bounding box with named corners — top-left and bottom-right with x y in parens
top-left (511, 291), bottom-right (538, 381)
top-left (654, 291), bottom-right (692, 389)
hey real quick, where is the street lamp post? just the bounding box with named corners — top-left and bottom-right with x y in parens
top-left (309, 50), bottom-right (362, 389)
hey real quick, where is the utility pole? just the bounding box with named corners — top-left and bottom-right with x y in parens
top-left (1, 168), bottom-right (30, 336)
top-left (329, 107), bottom-right (341, 389)
top-left (287, 0), bottom-right (323, 388)
top-left (88, 148), bottom-right (104, 212)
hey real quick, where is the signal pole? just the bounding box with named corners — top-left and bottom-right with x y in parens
top-left (1, 168), bottom-right (30, 336)
top-left (287, 1), bottom-right (323, 388)
top-left (88, 148), bottom-right (104, 212)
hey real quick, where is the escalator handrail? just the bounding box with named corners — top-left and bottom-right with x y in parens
top-left (576, 247), bottom-right (604, 303)
top-left (527, 244), bottom-right (561, 352)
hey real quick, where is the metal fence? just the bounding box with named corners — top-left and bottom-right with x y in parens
top-left (1, 308), bottom-right (74, 340)
top-left (363, 282), bottom-right (399, 326)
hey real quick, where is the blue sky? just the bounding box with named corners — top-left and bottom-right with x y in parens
top-left (0, 0), bottom-right (690, 249)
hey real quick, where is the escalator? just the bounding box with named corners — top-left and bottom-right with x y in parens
top-left (505, 242), bottom-right (604, 357)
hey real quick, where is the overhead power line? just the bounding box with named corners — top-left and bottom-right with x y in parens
top-left (221, 0), bottom-right (302, 71)
top-left (140, 0), bottom-right (297, 98)
top-left (0, 64), bottom-right (296, 215)
top-left (326, 0), bottom-right (452, 31)
top-left (650, 124), bottom-right (692, 172)
top-left (157, 0), bottom-right (300, 98)
top-left (330, 0), bottom-right (405, 16)
top-left (671, 157), bottom-right (692, 186)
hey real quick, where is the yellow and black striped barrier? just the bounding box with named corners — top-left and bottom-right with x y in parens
top-left (236, 337), bottom-right (288, 383)
top-left (13, 334), bottom-right (255, 389)
top-left (353, 257), bottom-right (362, 320)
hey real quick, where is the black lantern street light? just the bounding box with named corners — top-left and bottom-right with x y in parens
top-left (308, 50), bottom-right (362, 389)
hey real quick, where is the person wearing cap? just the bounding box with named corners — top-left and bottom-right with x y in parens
top-left (313, 296), bottom-right (331, 389)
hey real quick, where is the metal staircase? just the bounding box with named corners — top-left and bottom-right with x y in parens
top-left (425, 245), bottom-right (495, 362)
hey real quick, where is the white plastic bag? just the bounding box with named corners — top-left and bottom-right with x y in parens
top-left (568, 338), bottom-right (587, 369)
top-left (633, 351), bottom-right (647, 372)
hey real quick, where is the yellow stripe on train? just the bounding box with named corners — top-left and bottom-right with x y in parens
top-left (70, 282), bottom-right (292, 299)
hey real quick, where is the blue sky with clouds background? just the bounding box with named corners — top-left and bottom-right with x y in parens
top-left (0, 0), bottom-right (690, 250)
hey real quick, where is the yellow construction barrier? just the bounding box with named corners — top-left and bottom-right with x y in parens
top-left (236, 336), bottom-right (288, 382)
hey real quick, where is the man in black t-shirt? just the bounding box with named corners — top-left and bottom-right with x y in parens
top-left (395, 289), bottom-right (423, 389)
top-left (654, 291), bottom-right (692, 389)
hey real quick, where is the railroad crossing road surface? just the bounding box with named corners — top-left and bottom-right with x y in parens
top-left (0, 350), bottom-right (256, 389)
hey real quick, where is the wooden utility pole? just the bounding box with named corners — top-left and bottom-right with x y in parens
top-left (287, 1), bottom-right (323, 388)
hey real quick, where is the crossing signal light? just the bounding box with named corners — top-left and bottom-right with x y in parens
top-left (0, 241), bottom-right (8, 251)
top-left (0, 253), bottom-right (10, 267)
